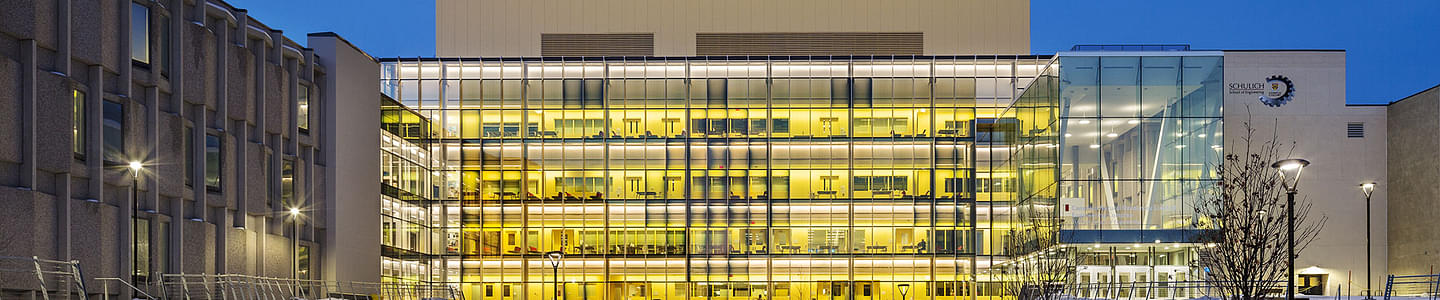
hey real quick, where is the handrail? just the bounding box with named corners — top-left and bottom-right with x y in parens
top-left (95, 277), bottom-right (158, 300)
top-left (147, 273), bottom-right (465, 300)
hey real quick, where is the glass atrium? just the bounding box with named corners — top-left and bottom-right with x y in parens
top-left (374, 54), bottom-right (1220, 300)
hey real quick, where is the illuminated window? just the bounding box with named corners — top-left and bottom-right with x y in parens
top-left (72, 89), bottom-right (85, 157)
top-left (299, 85), bottom-right (310, 131)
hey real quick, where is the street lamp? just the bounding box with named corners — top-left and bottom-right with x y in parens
top-left (288, 207), bottom-right (303, 280)
top-left (897, 284), bottom-right (910, 300)
top-left (546, 251), bottom-right (564, 300)
top-left (128, 161), bottom-right (143, 282)
top-left (1360, 182), bottom-right (1377, 300)
top-left (1271, 158), bottom-right (1310, 300)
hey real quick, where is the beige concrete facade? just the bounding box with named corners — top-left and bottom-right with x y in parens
top-left (435, 0), bottom-right (1030, 57)
top-left (1386, 84), bottom-right (1440, 278)
top-left (1222, 51), bottom-right (1389, 294)
top-left (0, 0), bottom-right (356, 294)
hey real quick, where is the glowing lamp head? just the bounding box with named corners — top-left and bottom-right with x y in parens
top-left (545, 251), bottom-right (564, 267)
top-left (1270, 158), bottom-right (1311, 191)
top-left (289, 207), bottom-right (302, 216)
top-left (1361, 182), bottom-right (1376, 198)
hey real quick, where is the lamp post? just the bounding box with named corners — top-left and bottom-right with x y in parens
top-left (546, 251), bottom-right (564, 300)
top-left (1360, 182), bottom-right (1376, 300)
top-left (128, 161), bottom-right (143, 282)
top-left (289, 207), bottom-right (302, 280)
top-left (898, 284), bottom-right (910, 300)
top-left (1271, 158), bottom-right (1310, 300)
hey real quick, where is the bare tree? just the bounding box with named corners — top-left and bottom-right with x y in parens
top-left (1193, 116), bottom-right (1326, 300)
top-left (999, 205), bottom-right (1075, 300)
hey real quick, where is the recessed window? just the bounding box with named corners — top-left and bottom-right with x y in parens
top-left (282, 160), bottom-right (295, 207)
top-left (103, 100), bottom-right (124, 162)
top-left (73, 89), bottom-right (86, 158)
top-left (297, 245), bottom-right (311, 279)
top-left (205, 133), bottom-right (222, 191)
top-left (298, 85), bottom-right (311, 131)
top-left (130, 3), bottom-right (149, 64)
top-left (184, 126), bottom-right (193, 186)
top-left (134, 217), bottom-right (150, 282)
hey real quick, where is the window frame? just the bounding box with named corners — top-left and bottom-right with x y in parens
top-left (129, 2), bottom-right (151, 66)
top-left (298, 84), bottom-right (311, 133)
top-left (204, 132), bottom-right (222, 192)
top-left (102, 99), bottom-right (125, 163)
top-left (73, 89), bottom-right (86, 159)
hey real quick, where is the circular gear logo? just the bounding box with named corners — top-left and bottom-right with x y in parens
top-left (1260, 75), bottom-right (1295, 107)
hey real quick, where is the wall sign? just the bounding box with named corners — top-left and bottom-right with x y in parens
top-left (1229, 75), bottom-right (1297, 107)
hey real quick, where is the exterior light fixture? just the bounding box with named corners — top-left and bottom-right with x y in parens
top-left (1360, 182), bottom-right (1377, 299)
top-left (1270, 157), bottom-right (1311, 300)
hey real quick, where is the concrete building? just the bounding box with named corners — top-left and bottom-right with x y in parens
top-left (435, 0), bottom-right (1030, 57)
top-left (0, 0), bottom-right (379, 294)
top-left (1222, 51), bottom-right (1388, 295)
top-left (363, 0), bottom-right (1402, 298)
top-left (0, 0), bottom-right (1422, 299)
top-left (375, 52), bottom-right (1393, 300)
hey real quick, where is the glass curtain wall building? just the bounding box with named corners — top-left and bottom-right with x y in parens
top-left (381, 96), bottom-right (446, 282)
top-left (378, 56), bottom-right (1052, 300)
top-left (1004, 52), bottom-right (1224, 292)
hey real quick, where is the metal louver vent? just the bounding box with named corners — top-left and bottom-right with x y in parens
top-left (1347, 122), bottom-right (1364, 138)
top-left (696, 32), bottom-right (924, 56)
top-left (541, 33), bottom-right (655, 57)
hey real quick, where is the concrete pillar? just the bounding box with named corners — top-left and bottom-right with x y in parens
top-left (19, 39), bottom-right (36, 189)
top-left (233, 120), bottom-right (246, 228)
top-left (191, 0), bottom-right (206, 27)
top-left (169, 0), bottom-right (185, 113)
top-left (192, 103), bottom-right (207, 220)
top-left (55, 172), bottom-right (72, 261)
top-left (214, 206), bottom-right (228, 273)
top-left (121, 0), bottom-right (133, 99)
top-left (57, 0), bottom-right (71, 76)
top-left (87, 65), bottom-right (103, 202)
top-left (145, 87), bottom-right (160, 212)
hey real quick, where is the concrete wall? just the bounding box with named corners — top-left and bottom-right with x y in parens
top-left (1387, 84), bottom-right (1440, 277)
top-left (0, 0), bottom-right (334, 292)
top-left (310, 33), bottom-right (382, 284)
top-left (1223, 51), bottom-right (1388, 295)
top-left (435, 0), bottom-right (1030, 56)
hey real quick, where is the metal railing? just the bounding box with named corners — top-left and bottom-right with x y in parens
top-left (1385, 274), bottom-right (1440, 300)
top-left (95, 277), bottom-right (158, 300)
top-left (0, 255), bottom-right (89, 300)
top-left (1062, 280), bottom-right (1285, 300)
top-left (137, 274), bottom-right (463, 300)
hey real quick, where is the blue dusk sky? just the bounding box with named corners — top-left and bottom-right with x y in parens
top-left (229, 0), bottom-right (1438, 104)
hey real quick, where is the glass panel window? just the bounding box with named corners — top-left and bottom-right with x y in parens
top-left (130, 3), bottom-right (149, 64)
top-left (73, 89), bottom-right (85, 157)
top-left (205, 133), bottom-right (221, 191)
top-left (103, 100), bottom-right (124, 162)
top-left (297, 245), bottom-right (311, 279)
top-left (299, 85), bottom-right (310, 131)
top-left (134, 217), bottom-right (150, 282)
top-left (184, 126), bottom-right (193, 186)
top-left (282, 160), bottom-right (295, 208)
